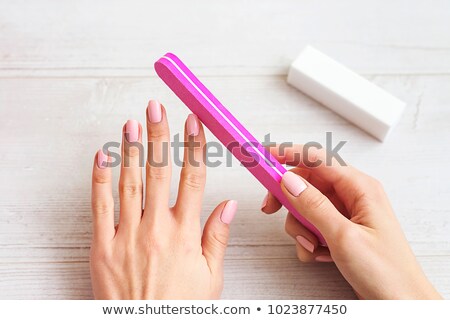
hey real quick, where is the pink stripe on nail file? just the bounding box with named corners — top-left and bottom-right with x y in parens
top-left (155, 53), bottom-right (326, 246)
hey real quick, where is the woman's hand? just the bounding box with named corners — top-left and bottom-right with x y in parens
top-left (261, 145), bottom-right (441, 300)
top-left (90, 100), bottom-right (237, 299)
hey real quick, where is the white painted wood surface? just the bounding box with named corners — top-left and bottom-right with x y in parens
top-left (0, 0), bottom-right (449, 299)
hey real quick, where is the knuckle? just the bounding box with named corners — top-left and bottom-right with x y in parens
top-left (148, 129), bottom-right (167, 140)
top-left (356, 175), bottom-right (385, 199)
top-left (92, 200), bottom-right (113, 216)
top-left (334, 224), bottom-right (359, 247)
top-left (90, 246), bottom-right (113, 265)
top-left (182, 171), bottom-right (205, 191)
top-left (146, 237), bottom-right (167, 256)
top-left (211, 230), bottom-right (228, 248)
top-left (126, 146), bottom-right (141, 158)
top-left (303, 192), bottom-right (328, 212)
top-left (146, 164), bottom-right (168, 180)
top-left (119, 182), bottom-right (142, 198)
top-left (93, 172), bottom-right (110, 185)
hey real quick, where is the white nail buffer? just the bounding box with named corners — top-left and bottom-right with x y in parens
top-left (287, 46), bottom-right (406, 141)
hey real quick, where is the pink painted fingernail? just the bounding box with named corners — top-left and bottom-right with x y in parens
top-left (315, 255), bottom-right (333, 262)
top-left (147, 100), bottom-right (162, 123)
top-left (125, 120), bottom-right (139, 142)
top-left (296, 235), bottom-right (315, 253)
top-left (220, 200), bottom-right (238, 224)
top-left (97, 149), bottom-right (108, 169)
top-left (187, 114), bottom-right (199, 136)
top-left (261, 193), bottom-right (269, 210)
top-left (282, 171), bottom-right (307, 197)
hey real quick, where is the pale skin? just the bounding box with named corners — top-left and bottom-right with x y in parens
top-left (91, 100), bottom-right (442, 300)
top-left (91, 100), bottom-right (236, 299)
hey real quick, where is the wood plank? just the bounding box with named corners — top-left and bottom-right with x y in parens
top-left (0, 74), bottom-right (449, 299)
top-left (0, 75), bottom-right (449, 254)
top-left (1, 0), bottom-right (450, 77)
top-left (1, 255), bottom-right (448, 299)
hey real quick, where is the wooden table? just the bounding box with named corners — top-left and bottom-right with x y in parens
top-left (0, 0), bottom-right (449, 299)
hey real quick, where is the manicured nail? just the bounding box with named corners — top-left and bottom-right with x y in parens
top-left (125, 120), bottom-right (139, 142)
top-left (315, 255), bottom-right (333, 262)
top-left (187, 114), bottom-right (199, 136)
top-left (282, 171), bottom-right (307, 197)
top-left (147, 100), bottom-right (162, 123)
top-left (261, 193), bottom-right (269, 210)
top-left (296, 235), bottom-right (315, 253)
top-left (97, 149), bottom-right (108, 169)
top-left (220, 200), bottom-right (238, 224)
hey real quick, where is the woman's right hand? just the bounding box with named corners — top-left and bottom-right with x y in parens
top-left (261, 145), bottom-right (442, 300)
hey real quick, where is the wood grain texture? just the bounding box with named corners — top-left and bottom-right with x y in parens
top-left (0, 0), bottom-right (449, 300)
top-left (1, 0), bottom-right (450, 77)
top-left (1, 256), bottom-right (448, 299)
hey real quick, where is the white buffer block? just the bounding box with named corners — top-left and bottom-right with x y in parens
top-left (287, 46), bottom-right (406, 141)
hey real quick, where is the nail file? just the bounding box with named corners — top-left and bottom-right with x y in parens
top-left (288, 46), bottom-right (406, 142)
top-left (155, 53), bottom-right (326, 245)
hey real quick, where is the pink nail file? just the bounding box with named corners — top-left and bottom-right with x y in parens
top-left (155, 53), bottom-right (326, 246)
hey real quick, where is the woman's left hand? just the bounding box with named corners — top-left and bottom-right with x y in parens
top-left (90, 100), bottom-right (237, 299)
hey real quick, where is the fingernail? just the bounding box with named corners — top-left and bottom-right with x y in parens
top-left (147, 100), bottom-right (162, 123)
top-left (97, 149), bottom-right (108, 169)
top-left (125, 120), bottom-right (139, 142)
top-left (187, 114), bottom-right (199, 136)
top-left (220, 200), bottom-right (238, 224)
top-left (282, 171), bottom-right (307, 197)
top-left (261, 193), bottom-right (269, 210)
top-left (296, 235), bottom-right (315, 253)
top-left (315, 255), bottom-right (333, 262)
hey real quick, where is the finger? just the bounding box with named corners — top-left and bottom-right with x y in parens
top-left (261, 192), bottom-right (282, 214)
top-left (202, 200), bottom-right (237, 275)
top-left (281, 171), bottom-right (351, 242)
top-left (285, 212), bottom-right (319, 253)
top-left (268, 144), bottom-right (353, 184)
top-left (91, 149), bottom-right (115, 244)
top-left (270, 144), bottom-right (384, 214)
top-left (295, 242), bottom-right (332, 263)
top-left (261, 167), bottom-right (334, 215)
top-left (118, 120), bottom-right (143, 229)
top-left (174, 114), bottom-right (206, 223)
top-left (289, 167), bottom-right (332, 195)
top-left (143, 100), bottom-right (172, 219)
top-left (285, 213), bottom-right (333, 262)
top-left (290, 167), bottom-right (350, 218)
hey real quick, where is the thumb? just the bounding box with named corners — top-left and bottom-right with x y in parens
top-left (281, 171), bottom-right (350, 241)
top-left (202, 200), bottom-right (237, 274)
